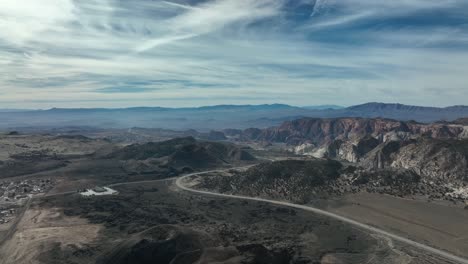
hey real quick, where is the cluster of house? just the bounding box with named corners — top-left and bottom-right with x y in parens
top-left (0, 178), bottom-right (54, 202)
top-left (0, 178), bottom-right (55, 225)
top-left (0, 207), bottom-right (15, 224)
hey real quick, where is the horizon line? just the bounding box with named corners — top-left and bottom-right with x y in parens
top-left (1, 102), bottom-right (468, 111)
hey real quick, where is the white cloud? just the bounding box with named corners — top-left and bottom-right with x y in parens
top-left (0, 0), bottom-right (467, 108)
top-left (135, 0), bottom-right (283, 52)
top-left (0, 0), bottom-right (76, 44)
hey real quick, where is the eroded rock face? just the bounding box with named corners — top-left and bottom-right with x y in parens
top-left (337, 141), bottom-right (359, 163)
top-left (362, 139), bottom-right (468, 181)
top-left (241, 117), bottom-right (466, 145)
top-left (239, 117), bottom-right (468, 182)
top-left (391, 140), bottom-right (468, 181)
top-left (324, 137), bottom-right (468, 182)
top-left (460, 126), bottom-right (468, 138)
top-left (294, 142), bottom-right (314, 153)
top-left (324, 136), bottom-right (380, 163)
top-left (360, 140), bottom-right (411, 170)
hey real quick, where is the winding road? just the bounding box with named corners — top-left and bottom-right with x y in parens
top-left (2, 166), bottom-right (468, 264)
top-left (175, 172), bottom-right (468, 264)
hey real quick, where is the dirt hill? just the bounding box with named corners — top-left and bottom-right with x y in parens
top-left (107, 137), bottom-right (255, 174)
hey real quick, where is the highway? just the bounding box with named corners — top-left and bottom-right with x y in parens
top-left (2, 165), bottom-right (467, 264)
top-left (35, 168), bottom-right (241, 199)
top-left (175, 172), bottom-right (468, 264)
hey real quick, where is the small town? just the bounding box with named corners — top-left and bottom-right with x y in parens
top-left (0, 179), bottom-right (55, 224)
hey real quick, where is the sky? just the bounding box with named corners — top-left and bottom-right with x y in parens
top-left (1, 0), bottom-right (468, 108)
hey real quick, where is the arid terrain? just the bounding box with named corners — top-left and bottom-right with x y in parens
top-left (0, 120), bottom-right (467, 264)
top-left (3, 0), bottom-right (468, 261)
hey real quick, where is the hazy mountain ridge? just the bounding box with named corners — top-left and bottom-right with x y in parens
top-left (1, 103), bottom-right (468, 130)
top-left (345, 103), bottom-right (468, 120)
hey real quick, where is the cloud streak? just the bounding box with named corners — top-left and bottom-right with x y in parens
top-left (0, 0), bottom-right (467, 108)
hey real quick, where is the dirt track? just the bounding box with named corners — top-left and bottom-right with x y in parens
top-left (0, 198), bottom-right (32, 248)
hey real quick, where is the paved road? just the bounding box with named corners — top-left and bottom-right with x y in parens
top-left (0, 168), bottom-right (238, 250)
top-left (4, 165), bottom-right (467, 264)
top-left (109, 168), bottom-right (240, 187)
top-left (175, 174), bottom-right (468, 264)
top-left (38, 168), bottom-right (244, 199)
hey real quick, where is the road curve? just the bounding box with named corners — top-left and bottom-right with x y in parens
top-left (175, 174), bottom-right (468, 264)
top-left (38, 168), bottom-right (243, 199)
top-left (109, 168), bottom-right (238, 187)
top-left (19, 165), bottom-right (468, 263)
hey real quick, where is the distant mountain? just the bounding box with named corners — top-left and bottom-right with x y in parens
top-left (0, 109), bottom-right (32, 112)
top-left (195, 103), bottom-right (299, 111)
top-left (349, 102), bottom-right (468, 111)
top-left (342, 102), bottom-right (468, 122)
top-left (1, 104), bottom-right (306, 131)
top-left (302, 105), bottom-right (344, 110)
top-left (43, 104), bottom-right (299, 113)
top-left (0, 103), bottom-right (467, 130)
top-left (347, 102), bottom-right (434, 111)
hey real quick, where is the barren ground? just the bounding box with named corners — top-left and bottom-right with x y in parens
top-left (323, 192), bottom-right (468, 258)
top-left (0, 205), bottom-right (103, 264)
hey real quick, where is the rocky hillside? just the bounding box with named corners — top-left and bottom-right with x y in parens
top-left (99, 225), bottom-right (292, 264)
top-left (108, 137), bottom-right (198, 160)
top-left (107, 137), bottom-right (255, 175)
top-left (224, 117), bottom-right (468, 183)
top-left (195, 159), bottom-right (465, 204)
top-left (198, 159), bottom-right (343, 203)
top-left (361, 138), bottom-right (468, 181)
top-left (238, 117), bottom-right (467, 145)
top-left (455, 118), bottom-right (468, 125)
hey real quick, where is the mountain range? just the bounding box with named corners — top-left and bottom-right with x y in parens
top-left (1, 102), bottom-right (468, 131)
top-left (228, 116), bottom-right (468, 182)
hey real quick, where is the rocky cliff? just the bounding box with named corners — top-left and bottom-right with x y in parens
top-left (242, 117), bottom-right (466, 145)
top-left (361, 139), bottom-right (468, 181)
top-left (236, 117), bottom-right (468, 182)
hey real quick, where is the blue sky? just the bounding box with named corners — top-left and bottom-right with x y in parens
top-left (1, 0), bottom-right (468, 108)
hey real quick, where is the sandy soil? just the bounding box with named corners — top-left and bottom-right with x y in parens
top-left (0, 205), bottom-right (102, 264)
top-left (325, 192), bottom-right (468, 258)
top-left (0, 135), bottom-right (110, 161)
top-left (0, 222), bottom-right (13, 232)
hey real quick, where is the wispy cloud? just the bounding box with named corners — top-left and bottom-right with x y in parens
top-left (306, 0), bottom-right (467, 30)
top-left (0, 0), bottom-right (76, 44)
top-left (0, 0), bottom-right (467, 108)
top-left (135, 0), bottom-right (284, 52)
